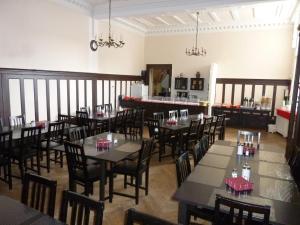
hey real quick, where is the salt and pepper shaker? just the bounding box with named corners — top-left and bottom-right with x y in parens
top-left (232, 168), bottom-right (238, 178)
top-left (242, 162), bottom-right (251, 181)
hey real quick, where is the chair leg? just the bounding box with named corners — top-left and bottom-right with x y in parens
top-left (46, 149), bottom-right (50, 173)
top-left (135, 175), bottom-right (139, 204)
top-left (60, 151), bottom-right (63, 168)
top-left (109, 173), bottom-right (114, 203)
top-left (124, 175), bottom-right (127, 188)
top-left (145, 170), bottom-right (149, 195)
top-left (8, 162), bottom-right (12, 190)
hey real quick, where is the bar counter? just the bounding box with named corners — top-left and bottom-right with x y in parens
top-left (120, 97), bottom-right (208, 118)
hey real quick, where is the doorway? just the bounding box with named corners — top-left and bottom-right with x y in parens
top-left (146, 64), bottom-right (172, 97)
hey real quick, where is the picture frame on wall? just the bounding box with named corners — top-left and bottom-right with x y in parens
top-left (190, 78), bottom-right (204, 90)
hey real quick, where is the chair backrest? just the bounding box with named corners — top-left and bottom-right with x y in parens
top-left (59, 190), bottom-right (105, 225)
top-left (203, 117), bottom-right (213, 132)
top-left (0, 117), bottom-right (3, 129)
top-left (200, 135), bottom-right (209, 154)
top-left (175, 152), bottom-right (191, 187)
top-left (146, 119), bottom-right (160, 139)
top-left (9, 114), bottom-right (25, 127)
top-left (68, 126), bottom-right (87, 142)
top-left (95, 105), bottom-right (104, 112)
top-left (237, 130), bottom-right (261, 149)
top-left (104, 103), bottom-right (113, 113)
top-left (193, 141), bottom-right (204, 165)
top-left (169, 110), bottom-right (178, 119)
top-left (180, 109), bottom-right (189, 118)
top-left (80, 106), bottom-right (91, 115)
top-left (20, 127), bottom-right (42, 157)
top-left (137, 139), bottom-right (154, 171)
top-left (58, 114), bottom-right (70, 127)
top-left (114, 111), bottom-right (125, 128)
top-left (187, 120), bottom-right (201, 137)
top-left (153, 112), bottom-right (164, 121)
top-left (124, 208), bottom-right (178, 225)
top-left (21, 173), bottom-right (57, 217)
top-left (46, 121), bottom-right (65, 144)
top-left (216, 114), bottom-right (226, 127)
top-left (76, 111), bottom-right (89, 126)
top-left (214, 194), bottom-right (271, 225)
top-left (0, 130), bottom-right (12, 156)
top-left (64, 141), bottom-right (88, 179)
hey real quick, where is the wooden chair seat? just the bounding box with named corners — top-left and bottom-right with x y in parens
top-left (74, 163), bottom-right (103, 182)
top-left (113, 160), bottom-right (147, 175)
top-left (41, 141), bottom-right (61, 149)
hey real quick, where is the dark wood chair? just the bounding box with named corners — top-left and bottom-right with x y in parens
top-left (126, 108), bottom-right (144, 140)
top-left (175, 152), bottom-right (191, 187)
top-left (59, 190), bottom-right (104, 225)
top-left (76, 110), bottom-right (89, 127)
top-left (168, 110), bottom-right (178, 119)
top-left (104, 103), bottom-right (113, 113)
top-left (214, 194), bottom-right (271, 225)
top-left (176, 152), bottom-right (214, 223)
top-left (180, 109), bottom-right (189, 118)
top-left (203, 117), bottom-right (213, 144)
top-left (68, 126), bottom-right (87, 142)
top-left (9, 114), bottom-right (25, 127)
top-left (157, 127), bottom-right (177, 161)
top-left (182, 120), bottom-right (201, 152)
top-left (237, 130), bottom-right (261, 150)
top-left (153, 112), bottom-right (164, 120)
top-left (192, 140), bottom-right (204, 166)
top-left (0, 117), bottom-right (3, 129)
top-left (11, 126), bottom-right (42, 180)
top-left (95, 104), bottom-right (104, 112)
top-left (214, 114), bottom-right (226, 141)
top-left (200, 135), bottom-right (210, 155)
top-left (64, 141), bottom-right (104, 198)
top-left (80, 106), bottom-right (91, 115)
top-left (0, 130), bottom-right (12, 189)
top-left (113, 111), bottom-right (125, 133)
top-left (146, 119), bottom-right (160, 149)
top-left (124, 208), bottom-right (178, 225)
top-left (109, 139), bottom-right (154, 204)
top-left (21, 172), bottom-right (57, 217)
top-left (41, 121), bottom-right (65, 171)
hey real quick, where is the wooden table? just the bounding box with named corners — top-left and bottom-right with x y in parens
top-left (0, 195), bottom-right (65, 225)
top-left (56, 132), bottom-right (142, 201)
top-left (173, 142), bottom-right (300, 225)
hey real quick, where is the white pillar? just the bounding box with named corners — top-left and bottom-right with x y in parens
top-left (208, 63), bottom-right (219, 115)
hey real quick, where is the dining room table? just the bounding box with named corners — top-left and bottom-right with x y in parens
top-left (173, 141), bottom-right (300, 225)
top-left (55, 132), bottom-right (143, 201)
top-left (0, 195), bottom-right (65, 225)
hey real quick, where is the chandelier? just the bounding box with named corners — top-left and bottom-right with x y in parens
top-left (186, 12), bottom-right (206, 56)
top-left (90, 0), bottom-right (125, 51)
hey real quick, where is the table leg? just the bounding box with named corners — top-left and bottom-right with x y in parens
top-left (99, 160), bottom-right (106, 201)
top-left (178, 202), bottom-right (189, 225)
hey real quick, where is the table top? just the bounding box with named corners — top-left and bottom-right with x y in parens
top-left (159, 114), bottom-right (206, 131)
top-left (72, 112), bottom-right (117, 121)
top-left (0, 195), bottom-right (65, 225)
top-left (56, 132), bottom-right (142, 163)
top-left (173, 141), bottom-right (300, 225)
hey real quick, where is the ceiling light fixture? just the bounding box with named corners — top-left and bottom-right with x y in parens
top-left (90, 0), bottom-right (125, 51)
top-left (186, 12), bottom-right (206, 56)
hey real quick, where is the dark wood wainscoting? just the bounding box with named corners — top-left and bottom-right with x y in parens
top-left (0, 68), bottom-right (142, 126)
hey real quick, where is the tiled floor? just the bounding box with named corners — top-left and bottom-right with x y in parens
top-left (0, 128), bottom-right (287, 225)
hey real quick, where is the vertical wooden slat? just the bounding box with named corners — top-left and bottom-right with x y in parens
top-left (102, 80), bottom-right (104, 105)
top-left (67, 80), bottom-right (70, 116)
top-left (271, 85), bottom-right (277, 116)
top-left (221, 83), bottom-right (225, 104)
top-left (262, 85), bottom-right (266, 96)
top-left (92, 79), bottom-right (97, 112)
top-left (20, 78), bottom-right (25, 117)
top-left (57, 80), bottom-right (61, 116)
top-left (2, 75), bottom-right (10, 125)
top-left (231, 84), bottom-right (235, 105)
top-left (84, 80), bottom-right (87, 107)
top-left (241, 84), bottom-right (245, 102)
top-left (251, 84), bottom-right (255, 99)
top-left (46, 79), bottom-right (50, 121)
top-left (33, 78), bottom-right (39, 121)
top-left (76, 80), bottom-right (79, 110)
top-left (120, 81), bottom-right (123, 96)
top-left (125, 81), bottom-right (128, 96)
top-left (109, 80), bottom-right (111, 104)
top-left (114, 80), bottom-right (117, 109)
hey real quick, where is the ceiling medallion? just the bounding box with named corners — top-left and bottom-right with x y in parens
top-left (186, 12), bottom-right (206, 56)
top-left (90, 0), bottom-right (125, 51)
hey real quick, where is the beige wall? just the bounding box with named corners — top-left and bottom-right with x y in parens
top-left (0, 0), bottom-right (145, 75)
top-left (145, 28), bottom-right (294, 97)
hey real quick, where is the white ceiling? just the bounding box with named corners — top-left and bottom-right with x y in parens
top-left (59, 0), bottom-right (300, 34)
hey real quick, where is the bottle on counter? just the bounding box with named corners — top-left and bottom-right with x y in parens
top-left (242, 162), bottom-right (251, 181)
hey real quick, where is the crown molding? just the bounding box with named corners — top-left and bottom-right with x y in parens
top-left (146, 21), bottom-right (293, 36)
top-left (52, 0), bottom-right (92, 14)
